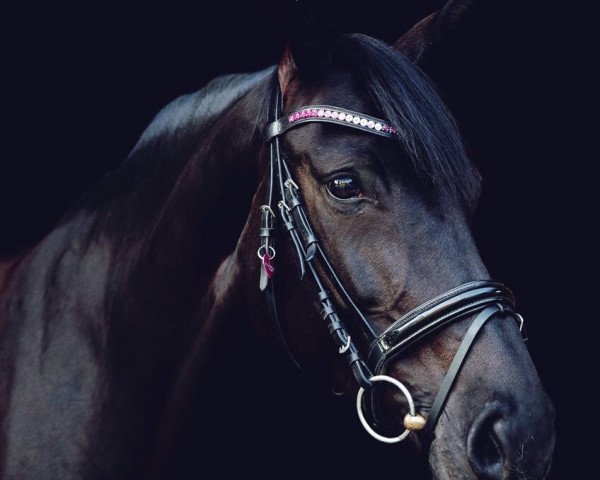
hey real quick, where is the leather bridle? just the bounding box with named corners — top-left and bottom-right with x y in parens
top-left (259, 84), bottom-right (526, 444)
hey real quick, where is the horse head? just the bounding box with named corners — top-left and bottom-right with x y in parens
top-left (242, 4), bottom-right (555, 478)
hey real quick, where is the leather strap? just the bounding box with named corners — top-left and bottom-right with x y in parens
top-left (281, 177), bottom-right (377, 340)
top-left (266, 104), bottom-right (396, 141)
top-left (263, 84), bottom-right (375, 389)
top-left (259, 82), bottom-right (308, 376)
top-left (367, 281), bottom-right (514, 373)
top-left (265, 279), bottom-right (312, 376)
top-left (422, 305), bottom-right (502, 443)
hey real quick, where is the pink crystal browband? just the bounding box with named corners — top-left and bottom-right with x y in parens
top-left (265, 104), bottom-right (398, 141)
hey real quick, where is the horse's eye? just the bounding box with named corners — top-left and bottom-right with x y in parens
top-left (327, 177), bottom-right (363, 200)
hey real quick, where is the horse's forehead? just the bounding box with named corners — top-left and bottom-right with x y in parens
top-left (285, 72), bottom-right (397, 171)
top-left (286, 123), bottom-right (380, 170)
top-left (290, 71), bottom-right (372, 112)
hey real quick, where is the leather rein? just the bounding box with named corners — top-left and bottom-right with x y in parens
top-left (258, 84), bottom-right (525, 444)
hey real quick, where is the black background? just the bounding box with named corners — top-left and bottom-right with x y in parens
top-left (2, 1), bottom-right (590, 477)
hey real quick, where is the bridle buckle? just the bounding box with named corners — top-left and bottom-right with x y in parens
top-left (284, 179), bottom-right (299, 191)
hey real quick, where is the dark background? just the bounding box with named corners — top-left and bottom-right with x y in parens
top-left (2, 0), bottom-right (589, 478)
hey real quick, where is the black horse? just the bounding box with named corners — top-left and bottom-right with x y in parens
top-left (0, 3), bottom-right (555, 479)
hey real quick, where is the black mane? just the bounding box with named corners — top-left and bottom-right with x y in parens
top-left (64, 34), bottom-right (478, 230)
top-left (324, 34), bottom-right (480, 205)
top-left (60, 68), bottom-right (273, 227)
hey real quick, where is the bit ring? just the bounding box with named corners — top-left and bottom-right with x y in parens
top-left (356, 375), bottom-right (420, 444)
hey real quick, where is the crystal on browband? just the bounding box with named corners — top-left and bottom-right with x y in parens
top-left (266, 104), bottom-right (397, 141)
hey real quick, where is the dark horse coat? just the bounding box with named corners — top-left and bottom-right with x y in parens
top-left (0, 3), bottom-right (555, 478)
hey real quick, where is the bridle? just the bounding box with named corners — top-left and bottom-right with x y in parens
top-left (258, 83), bottom-right (526, 445)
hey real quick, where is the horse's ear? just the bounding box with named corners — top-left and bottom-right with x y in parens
top-left (394, 12), bottom-right (439, 63)
top-left (277, 1), bottom-right (338, 95)
top-left (277, 47), bottom-right (298, 96)
top-left (277, 38), bottom-right (335, 96)
top-left (394, 0), bottom-right (480, 69)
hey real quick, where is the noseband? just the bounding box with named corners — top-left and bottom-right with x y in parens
top-left (259, 84), bottom-right (525, 445)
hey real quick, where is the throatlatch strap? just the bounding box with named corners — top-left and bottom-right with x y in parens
top-left (265, 279), bottom-right (309, 375)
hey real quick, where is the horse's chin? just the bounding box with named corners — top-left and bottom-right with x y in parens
top-left (428, 436), bottom-right (475, 480)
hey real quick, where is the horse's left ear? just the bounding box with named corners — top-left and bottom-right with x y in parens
top-left (394, 0), bottom-right (485, 72)
top-left (278, 47), bottom-right (298, 96)
top-left (277, 0), bottom-right (339, 96)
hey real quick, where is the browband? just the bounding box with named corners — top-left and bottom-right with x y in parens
top-left (266, 104), bottom-right (398, 141)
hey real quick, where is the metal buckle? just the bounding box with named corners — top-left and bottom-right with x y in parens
top-left (260, 205), bottom-right (275, 217)
top-left (339, 335), bottom-right (351, 354)
top-left (284, 179), bottom-right (298, 191)
top-left (278, 200), bottom-right (291, 212)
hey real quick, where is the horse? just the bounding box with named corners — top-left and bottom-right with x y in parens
top-left (0, 3), bottom-right (555, 479)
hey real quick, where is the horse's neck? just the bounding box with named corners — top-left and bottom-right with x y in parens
top-left (112, 85), bottom-right (270, 473)
top-left (100, 79), bottom-right (268, 377)
top-left (0, 74), bottom-right (270, 478)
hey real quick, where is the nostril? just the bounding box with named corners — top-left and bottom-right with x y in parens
top-left (468, 406), bottom-right (507, 479)
top-left (470, 421), bottom-right (503, 474)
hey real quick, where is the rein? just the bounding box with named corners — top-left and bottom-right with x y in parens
top-left (258, 83), bottom-right (526, 445)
